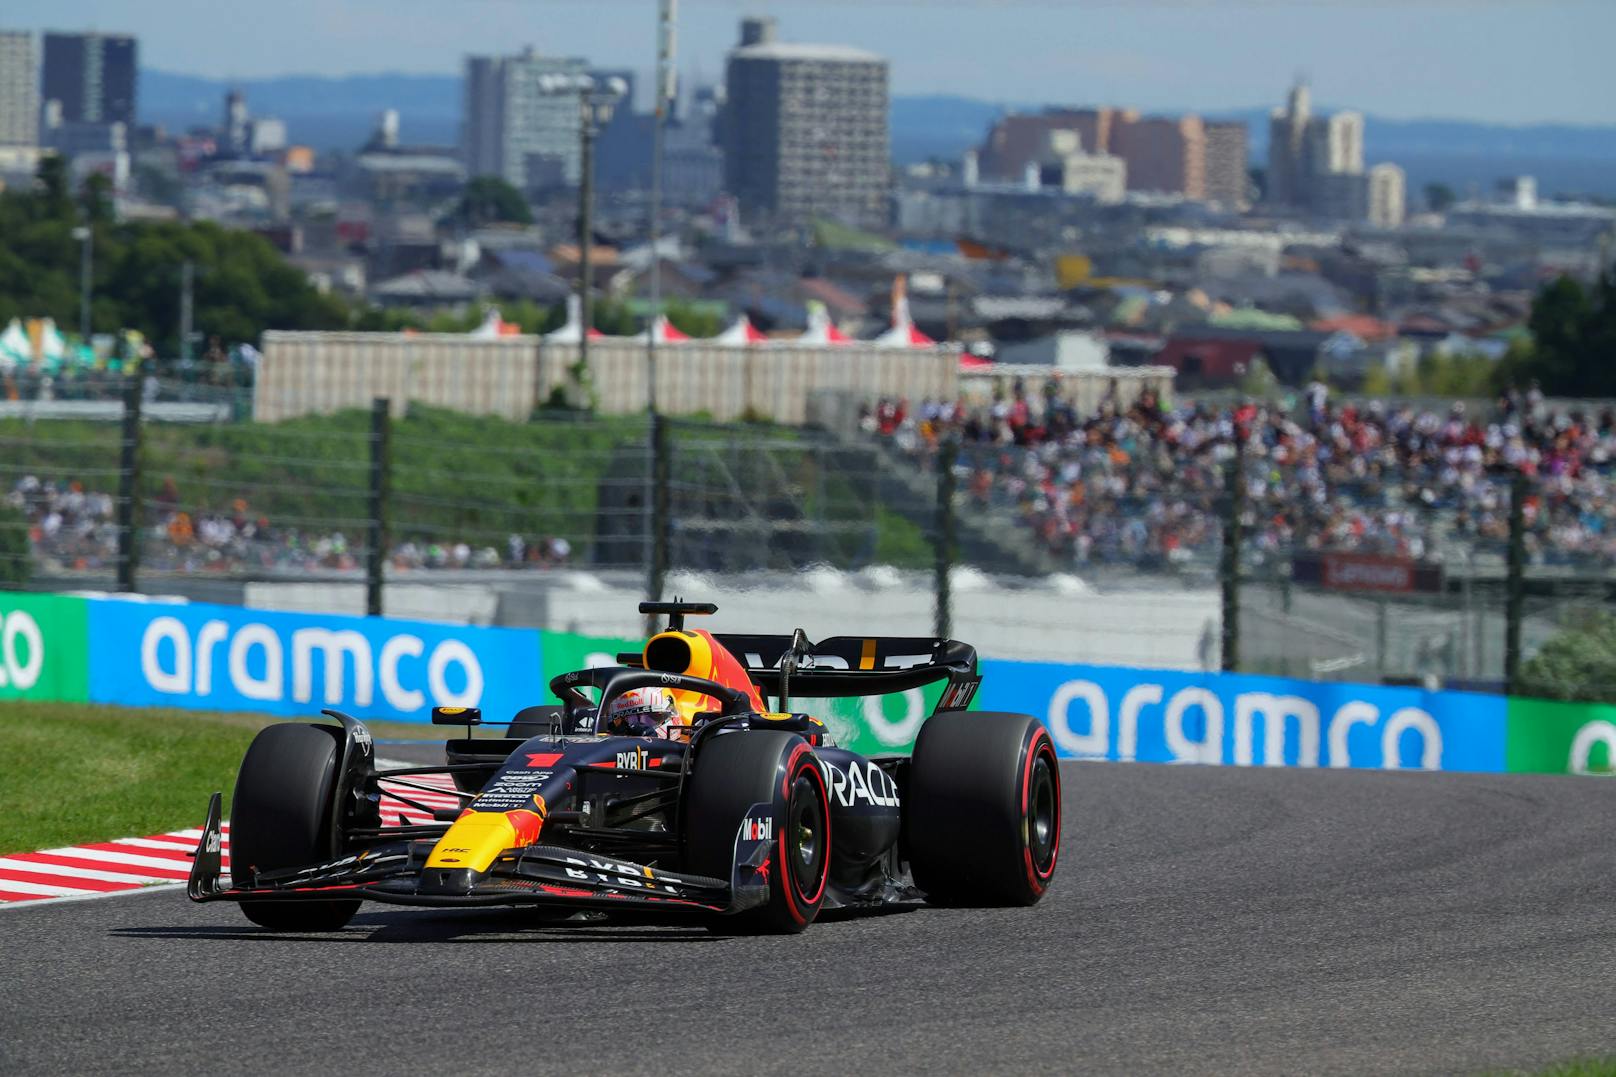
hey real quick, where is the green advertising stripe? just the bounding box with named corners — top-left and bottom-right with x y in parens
top-left (1506, 696), bottom-right (1616, 775)
top-left (0, 592), bottom-right (90, 703)
top-left (538, 630), bottom-right (637, 687)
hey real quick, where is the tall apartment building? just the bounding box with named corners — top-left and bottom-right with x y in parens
top-left (978, 106), bottom-right (1221, 202)
top-left (1111, 114), bottom-right (1205, 199)
top-left (1033, 131), bottom-right (1125, 203)
top-left (0, 32), bottom-right (39, 146)
top-left (664, 85), bottom-right (724, 206)
top-left (1266, 81), bottom-right (1310, 209)
top-left (978, 108), bottom-right (1116, 181)
top-left (1307, 111), bottom-right (1363, 176)
top-left (1203, 121), bottom-right (1249, 209)
top-left (722, 17), bottom-right (890, 228)
top-left (42, 32), bottom-right (137, 126)
top-left (1267, 81), bottom-right (1369, 217)
top-left (1368, 163), bottom-right (1406, 229)
top-left (462, 47), bottom-right (589, 192)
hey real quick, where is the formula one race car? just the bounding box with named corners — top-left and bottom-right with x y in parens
top-left (189, 601), bottom-right (1061, 933)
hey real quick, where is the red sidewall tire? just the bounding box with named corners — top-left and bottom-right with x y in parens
top-left (906, 712), bottom-right (1062, 906)
top-left (683, 730), bottom-right (830, 934)
top-left (775, 743), bottom-right (832, 929)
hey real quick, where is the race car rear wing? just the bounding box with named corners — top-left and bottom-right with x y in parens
top-left (627, 602), bottom-right (980, 713)
top-left (715, 633), bottom-right (980, 712)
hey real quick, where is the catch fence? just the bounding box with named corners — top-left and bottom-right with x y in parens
top-left (3, 379), bottom-right (1611, 697)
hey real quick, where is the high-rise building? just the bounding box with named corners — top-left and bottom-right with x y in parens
top-left (978, 109), bottom-right (1116, 182)
top-left (664, 84), bottom-right (724, 206)
top-left (42, 32), bottom-right (137, 126)
top-left (1306, 111), bottom-right (1363, 177)
top-left (1311, 172), bottom-right (1367, 222)
top-left (591, 68), bottom-right (655, 193)
top-left (1368, 163), bottom-right (1406, 228)
top-left (978, 106), bottom-right (1216, 201)
top-left (1267, 81), bottom-right (1373, 218)
top-left (1031, 131), bottom-right (1125, 203)
top-left (721, 18), bottom-right (890, 228)
top-left (1111, 114), bottom-right (1205, 199)
top-left (223, 90), bottom-right (249, 155)
top-left (1203, 121), bottom-right (1249, 209)
top-left (462, 47), bottom-right (589, 192)
top-left (1266, 81), bottom-right (1311, 209)
top-left (0, 32), bottom-right (39, 147)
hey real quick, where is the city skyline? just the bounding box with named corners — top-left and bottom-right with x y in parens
top-left (3, 0), bottom-right (1613, 128)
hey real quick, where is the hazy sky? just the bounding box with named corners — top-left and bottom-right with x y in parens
top-left (7, 0), bottom-right (1614, 125)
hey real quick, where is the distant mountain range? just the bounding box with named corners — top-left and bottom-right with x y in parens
top-left (140, 69), bottom-right (1616, 198)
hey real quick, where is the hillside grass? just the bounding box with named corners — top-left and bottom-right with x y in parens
top-left (0, 702), bottom-right (447, 855)
top-left (1, 405), bottom-right (933, 568)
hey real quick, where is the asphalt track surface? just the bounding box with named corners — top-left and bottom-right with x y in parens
top-left (5, 760), bottom-right (1616, 1075)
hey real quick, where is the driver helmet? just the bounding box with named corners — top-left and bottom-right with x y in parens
top-left (604, 686), bottom-right (680, 737)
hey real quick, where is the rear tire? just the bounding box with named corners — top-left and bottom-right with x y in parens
top-left (230, 723), bottom-right (360, 931)
top-left (684, 731), bottom-right (831, 934)
top-left (906, 712), bottom-right (1060, 906)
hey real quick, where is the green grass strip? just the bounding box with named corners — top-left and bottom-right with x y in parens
top-left (1486, 1058), bottom-right (1616, 1077)
top-left (0, 703), bottom-right (447, 856)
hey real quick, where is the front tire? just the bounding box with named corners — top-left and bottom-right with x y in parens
top-left (684, 731), bottom-right (832, 934)
top-left (905, 712), bottom-right (1061, 906)
top-left (230, 722), bottom-right (360, 931)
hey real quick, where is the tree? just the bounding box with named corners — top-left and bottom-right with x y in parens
top-left (455, 176), bottom-right (533, 227)
top-left (34, 154), bottom-right (73, 221)
top-left (1518, 612), bottom-right (1616, 703)
top-left (1424, 183), bottom-right (1457, 213)
top-left (79, 172), bottom-right (114, 225)
top-left (1494, 269), bottom-right (1616, 397)
top-left (664, 299), bottom-right (722, 339)
top-left (0, 158), bottom-right (349, 351)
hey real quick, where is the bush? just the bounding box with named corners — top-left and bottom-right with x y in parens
top-left (1518, 611), bottom-right (1616, 703)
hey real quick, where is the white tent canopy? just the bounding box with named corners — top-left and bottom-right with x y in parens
top-left (0, 319), bottom-right (30, 372)
top-left (714, 314), bottom-right (769, 346)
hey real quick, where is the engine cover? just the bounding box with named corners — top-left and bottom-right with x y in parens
top-left (813, 746), bottom-right (901, 889)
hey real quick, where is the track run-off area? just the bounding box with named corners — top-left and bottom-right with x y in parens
top-left (3, 761), bottom-right (1615, 1075)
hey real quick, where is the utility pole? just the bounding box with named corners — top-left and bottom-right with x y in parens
top-left (72, 226), bottom-right (92, 344)
top-left (1505, 469), bottom-right (1527, 694)
top-left (648, 0), bottom-right (676, 419)
top-left (645, 0), bottom-right (677, 614)
top-left (570, 76), bottom-right (626, 377)
top-left (934, 437), bottom-right (958, 641)
top-left (1220, 433), bottom-right (1246, 673)
top-left (367, 398), bottom-right (391, 618)
top-left (115, 375), bottom-right (143, 593)
top-left (578, 91), bottom-right (597, 379)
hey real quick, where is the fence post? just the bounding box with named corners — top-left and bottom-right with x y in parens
top-left (647, 412), bottom-right (670, 625)
top-left (934, 436), bottom-right (957, 641)
top-left (115, 373), bottom-right (143, 593)
top-left (1220, 434), bottom-right (1245, 672)
top-left (1504, 469), bottom-right (1527, 694)
top-left (367, 397), bottom-right (391, 618)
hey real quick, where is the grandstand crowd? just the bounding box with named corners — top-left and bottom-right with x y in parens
top-left (864, 382), bottom-right (1616, 569)
top-left (5, 473), bottom-right (575, 576)
top-left (11, 384), bottom-right (1616, 579)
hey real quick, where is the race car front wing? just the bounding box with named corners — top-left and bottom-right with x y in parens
top-left (188, 793), bottom-right (773, 916)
